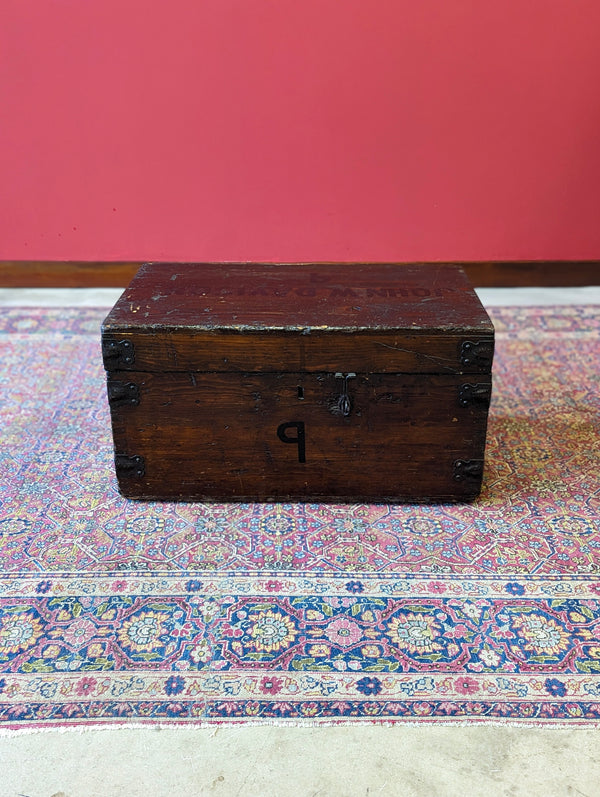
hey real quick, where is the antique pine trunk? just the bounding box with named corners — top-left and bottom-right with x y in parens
top-left (101, 263), bottom-right (494, 502)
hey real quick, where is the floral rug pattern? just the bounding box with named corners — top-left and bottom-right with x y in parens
top-left (0, 305), bottom-right (599, 727)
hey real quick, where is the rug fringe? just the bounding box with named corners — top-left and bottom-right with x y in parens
top-left (1, 717), bottom-right (600, 736)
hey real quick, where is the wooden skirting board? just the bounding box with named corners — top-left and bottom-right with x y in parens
top-left (0, 260), bottom-right (598, 288)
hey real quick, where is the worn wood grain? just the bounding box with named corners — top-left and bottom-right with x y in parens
top-left (107, 371), bottom-right (491, 502)
top-left (101, 330), bottom-right (494, 376)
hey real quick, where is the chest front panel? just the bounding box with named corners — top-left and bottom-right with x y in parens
top-left (107, 370), bottom-right (491, 501)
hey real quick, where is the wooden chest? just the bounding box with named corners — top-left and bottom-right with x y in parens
top-left (101, 263), bottom-right (494, 502)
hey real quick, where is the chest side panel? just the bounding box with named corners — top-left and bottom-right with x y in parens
top-left (107, 371), bottom-right (491, 502)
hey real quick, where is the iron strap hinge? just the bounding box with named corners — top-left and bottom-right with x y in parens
top-left (107, 379), bottom-right (140, 408)
top-left (115, 454), bottom-right (145, 479)
top-left (453, 459), bottom-right (484, 483)
top-left (460, 339), bottom-right (494, 370)
top-left (458, 383), bottom-right (492, 408)
top-left (102, 338), bottom-right (135, 370)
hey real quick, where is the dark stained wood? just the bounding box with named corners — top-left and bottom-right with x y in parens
top-left (460, 261), bottom-right (600, 287)
top-left (105, 263), bottom-right (492, 330)
top-left (0, 261), bottom-right (141, 287)
top-left (102, 263), bottom-right (493, 375)
top-left (102, 263), bottom-right (494, 502)
top-left (102, 329), bottom-right (492, 375)
top-left (1, 260), bottom-right (599, 287)
top-left (107, 371), bottom-right (491, 502)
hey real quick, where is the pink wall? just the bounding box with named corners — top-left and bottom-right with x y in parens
top-left (2, 0), bottom-right (600, 262)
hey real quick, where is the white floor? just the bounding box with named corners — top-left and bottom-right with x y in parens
top-left (3, 725), bottom-right (600, 797)
top-left (2, 286), bottom-right (600, 797)
top-left (1, 285), bottom-right (600, 307)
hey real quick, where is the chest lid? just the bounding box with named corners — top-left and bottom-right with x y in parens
top-left (102, 263), bottom-right (494, 374)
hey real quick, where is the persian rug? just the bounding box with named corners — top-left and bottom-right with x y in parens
top-left (0, 304), bottom-right (599, 729)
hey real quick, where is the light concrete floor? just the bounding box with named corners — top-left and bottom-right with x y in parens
top-left (2, 724), bottom-right (600, 797)
top-left (2, 286), bottom-right (599, 797)
top-left (1, 285), bottom-right (600, 306)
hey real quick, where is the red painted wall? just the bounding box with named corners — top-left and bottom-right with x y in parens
top-left (2, 0), bottom-right (599, 262)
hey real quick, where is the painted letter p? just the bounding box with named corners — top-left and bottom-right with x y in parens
top-left (276, 421), bottom-right (306, 463)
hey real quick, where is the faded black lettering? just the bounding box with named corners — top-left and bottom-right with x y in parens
top-left (328, 287), bottom-right (359, 299)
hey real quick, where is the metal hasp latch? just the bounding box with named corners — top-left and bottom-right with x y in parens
top-left (332, 372), bottom-right (356, 417)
